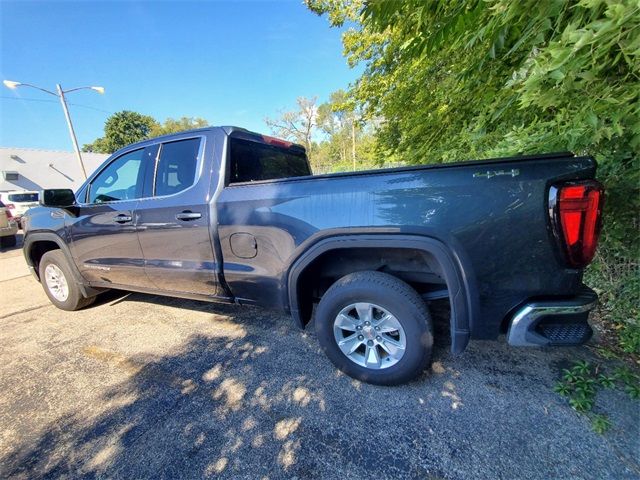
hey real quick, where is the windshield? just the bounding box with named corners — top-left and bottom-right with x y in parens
top-left (8, 193), bottom-right (38, 202)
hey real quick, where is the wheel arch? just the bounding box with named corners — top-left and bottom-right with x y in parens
top-left (286, 233), bottom-right (477, 354)
top-left (24, 232), bottom-right (101, 298)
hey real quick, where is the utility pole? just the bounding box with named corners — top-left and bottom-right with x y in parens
top-left (3, 80), bottom-right (105, 180)
top-left (56, 84), bottom-right (87, 179)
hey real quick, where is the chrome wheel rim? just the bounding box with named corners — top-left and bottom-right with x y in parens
top-left (44, 264), bottom-right (69, 302)
top-left (333, 302), bottom-right (406, 370)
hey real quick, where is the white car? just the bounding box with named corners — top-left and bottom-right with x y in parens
top-left (0, 200), bottom-right (18, 248)
top-left (0, 191), bottom-right (39, 229)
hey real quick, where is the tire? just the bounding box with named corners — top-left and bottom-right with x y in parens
top-left (39, 250), bottom-right (96, 311)
top-left (315, 271), bottom-right (433, 386)
top-left (0, 235), bottom-right (16, 248)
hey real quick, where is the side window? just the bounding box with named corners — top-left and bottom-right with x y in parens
top-left (88, 149), bottom-right (145, 204)
top-left (155, 138), bottom-right (201, 196)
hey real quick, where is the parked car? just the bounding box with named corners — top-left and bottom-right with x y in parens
top-left (0, 200), bottom-right (18, 248)
top-left (22, 127), bottom-right (604, 385)
top-left (0, 191), bottom-right (39, 229)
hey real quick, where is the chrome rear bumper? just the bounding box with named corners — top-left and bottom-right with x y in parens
top-left (507, 287), bottom-right (598, 347)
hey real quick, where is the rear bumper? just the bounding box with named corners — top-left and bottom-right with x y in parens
top-left (507, 287), bottom-right (597, 347)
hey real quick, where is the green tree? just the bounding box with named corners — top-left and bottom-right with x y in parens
top-left (150, 116), bottom-right (209, 137)
top-left (83, 110), bottom-right (158, 153)
top-left (308, 0), bottom-right (640, 352)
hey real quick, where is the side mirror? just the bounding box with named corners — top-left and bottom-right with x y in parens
top-left (40, 189), bottom-right (76, 208)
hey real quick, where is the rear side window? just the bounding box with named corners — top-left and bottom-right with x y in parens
top-left (229, 138), bottom-right (310, 184)
top-left (155, 138), bottom-right (201, 196)
top-left (8, 193), bottom-right (38, 202)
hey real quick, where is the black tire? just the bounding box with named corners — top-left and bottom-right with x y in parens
top-left (39, 250), bottom-right (95, 311)
top-left (315, 271), bottom-right (433, 385)
top-left (0, 234), bottom-right (16, 248)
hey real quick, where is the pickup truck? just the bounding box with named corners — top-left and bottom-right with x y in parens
top-left (22, 126), bottom-right (604, 385)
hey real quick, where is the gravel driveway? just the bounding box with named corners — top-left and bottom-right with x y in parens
top-left (1, 237), bottom-right (638, 479)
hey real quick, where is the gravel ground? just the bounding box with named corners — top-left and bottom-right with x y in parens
top-left (0, 236), bottom-right (638, 479)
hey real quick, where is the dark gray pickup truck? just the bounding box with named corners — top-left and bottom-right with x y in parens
top-left (23, 126), bottom-right (604, 384)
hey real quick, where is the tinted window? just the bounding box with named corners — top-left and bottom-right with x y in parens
top-left (229, 138), bottom-right (310, 184)
top-left (8, 193), bottom-right (38, 202)
top-left (155, 138), bottom-right (200, 196)
top-left (89, 149), bottom-right (145, 203)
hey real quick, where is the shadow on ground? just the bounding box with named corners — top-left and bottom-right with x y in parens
top-left (1, 295), bottom-right (637, 480)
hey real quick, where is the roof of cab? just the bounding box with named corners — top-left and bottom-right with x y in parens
top-left (109, 125), bottom-right (305, 157)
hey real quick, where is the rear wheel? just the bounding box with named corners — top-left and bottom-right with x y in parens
top-left (315, 271), bottom-right (433, 385)
top-left (39, 250), bottom-right (95, 311)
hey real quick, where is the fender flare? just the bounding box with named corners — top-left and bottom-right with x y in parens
top-left (286, 233), bottom-right (477, 354)
top-left (23, 232), bottom-right (101, 298)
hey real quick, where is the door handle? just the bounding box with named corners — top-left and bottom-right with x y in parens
top-left (114, 214), bottom-right (132, 224)
top-left (176, 211), bottom-right (202, 221)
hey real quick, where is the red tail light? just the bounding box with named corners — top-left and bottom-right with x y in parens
top-left (5, 203), bottom-right (15, 210)
top-left (549, 181), bottom-right (604, 268)
top-left (5, 208), bottom-right (13, 219)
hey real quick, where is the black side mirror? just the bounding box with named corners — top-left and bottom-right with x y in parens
top-left (40, 189), bottom-right (76, 208)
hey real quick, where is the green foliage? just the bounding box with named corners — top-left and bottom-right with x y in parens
top-left (82, 110), bottom-right (158, 154)
top-left (308, 0), bottom-right (640, 353)
top-left (555, 360), bottom-right (640, 433)
top-left (590, 414), bottom-right (612, 434)
top-left (83, 113), bottom-right (210, 154)
top-left (265, 93), bottom-right (384, 173)
top-left (150, 117), bottom-right (208, 137)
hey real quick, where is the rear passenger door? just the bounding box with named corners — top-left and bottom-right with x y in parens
top-left (136, 136), bottom-right (222, 296)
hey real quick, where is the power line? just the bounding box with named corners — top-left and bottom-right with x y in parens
top-left (0, 95), bottom-right (112, 115)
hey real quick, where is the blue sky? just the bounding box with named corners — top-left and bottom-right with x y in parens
top-left (0, 0), bottom-right (359, 150)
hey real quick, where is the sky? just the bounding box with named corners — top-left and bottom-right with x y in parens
top-left (0, 0), bottom-right (360, 151)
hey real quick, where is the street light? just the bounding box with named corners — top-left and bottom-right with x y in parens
top-left (3, 79), bottom-right (105, 180)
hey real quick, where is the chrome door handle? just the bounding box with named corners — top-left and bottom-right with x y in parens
top-left (175, 211), bottom-right (202, 221)
top-left (114, 214), bottom-right (132, 223)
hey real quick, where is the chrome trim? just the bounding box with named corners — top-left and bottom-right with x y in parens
top-left (507, 296), bottom-right (597, 347)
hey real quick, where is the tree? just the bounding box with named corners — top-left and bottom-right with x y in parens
top-left (83, 114), bottom-right (210, 154)
top-left (308, 0), bottom-right (640, 352)
top-left (265, 97), bottom-right (318, 160)
top-left (83, 110), bottom-right (158, 153)
top-left (150, 116), bottom-right (208, 137)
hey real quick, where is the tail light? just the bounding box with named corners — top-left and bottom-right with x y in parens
top-left (5, 208), bottom-right (13, 219)
top-left (549, 180), bottom-right (604, 268)
top-left (5, 203), bottom-right (15, 210)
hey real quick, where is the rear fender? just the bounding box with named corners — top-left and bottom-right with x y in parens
top-left (286, 234), bottom-right (477, 354)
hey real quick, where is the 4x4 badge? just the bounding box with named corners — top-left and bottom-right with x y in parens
top-left (473, 168), bottom-right (520, 179)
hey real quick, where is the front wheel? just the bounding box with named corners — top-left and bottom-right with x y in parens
top-left (39, 250), bottom-right (96, 311)
top-left (315, 271), bottom-right (433, 385)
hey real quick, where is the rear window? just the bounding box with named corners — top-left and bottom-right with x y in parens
top-left (8, 193), bottom-right (38, 202)
top-left (229, 138), bottom-right (310, 184)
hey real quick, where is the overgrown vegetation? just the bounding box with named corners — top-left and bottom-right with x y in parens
top-left (305, 0), bottom-right (639, 356)
top-left (555, 360), bottom-right (640, 433)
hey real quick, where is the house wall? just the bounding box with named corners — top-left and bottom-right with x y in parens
top-left (0, 147), bottom-right (109, 192)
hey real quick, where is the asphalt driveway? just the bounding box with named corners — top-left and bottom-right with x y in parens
top-left (0, 236), bottom-right (638, 479)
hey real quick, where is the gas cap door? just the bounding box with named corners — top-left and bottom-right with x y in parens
top-left (229, 232), bottom-right (258, 259)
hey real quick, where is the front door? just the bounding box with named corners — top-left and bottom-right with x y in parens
top-left (68, 147), bottom-right (154, 288)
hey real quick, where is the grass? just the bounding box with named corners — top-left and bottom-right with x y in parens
top-left (554, 360), bottom-right (640, 433)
